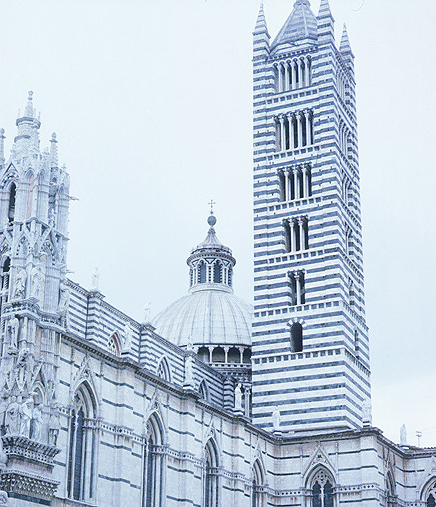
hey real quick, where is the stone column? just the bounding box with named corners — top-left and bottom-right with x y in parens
top-left (305, 110), bottom-right (311, 146)
top-left (284, 171), bottom-right (289, 201)
top-left (299, 218), bottom-right (305, 251)
top-left (294, 169), bottom-right (300, 200)
top-left (280, 116), bottom-right (286, 151)
top-left (295, 272), bottom-right (301, 305)
top-left (287, 114), bottom-right (294, 150)
top-left (291, 219), bottom-right (297, 253)
top-left (278, 63), bottom-right (284, 92)
top-left (305, 56), bottom-right (311, 86)
top-left (292, 61), bottom-right (298, 90)
top-left (302, 166), bottom-right (308, 198)
top-left (297, 113), bottom-right (303, 148)
top-left (224, 347), bottom-right (229, 363)
top-left (284, 62), bottom-right (289, 92)
top-left (298, 59), bottom-right (304, 88)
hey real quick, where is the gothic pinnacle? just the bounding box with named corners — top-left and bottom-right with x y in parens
top-left (340, 23), bottom-right (353, 54)
top-left (254, 0), bottom-right (269, 36)
top-left (24, 91), bottom-right (34, 118)
top-left (50, 132), bottom-right (58, 166)
top-left (0, 129), bottom-right (5, 165)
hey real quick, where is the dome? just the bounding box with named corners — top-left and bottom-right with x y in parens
top-left (271, 0), bottom-right (317, 50)
top-left (152, 287), bottom-right (252, 347)
top-left (152, 212), bottom-right (253, 349)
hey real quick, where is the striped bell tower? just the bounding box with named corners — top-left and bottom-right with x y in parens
top-left (251, 0), bottom-right (371, 433)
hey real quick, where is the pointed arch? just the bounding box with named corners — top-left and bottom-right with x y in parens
top-left (156, 356), bottom-right (172, 382)
top-left (306, 466), bottom-right (335, 507)
top-left (421, 476), bottom-right (436, 504)
top-left (67, 381), bottom-right (98, 502)
top-left (252, 458), bottom-right (266, 507)
top-left (204, 438), bottom-right (219, 507)
top-left (198, 379), bottom-right (210, 401)
top-left (107, 331), bottom-right (122, 356)
top-left (143, 411), bottom-right (165, 507)
top-left (386, 470), bottom-right (397, 507)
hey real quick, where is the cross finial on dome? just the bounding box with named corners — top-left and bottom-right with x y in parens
top-left (24, 91), bottom-right (35, 118)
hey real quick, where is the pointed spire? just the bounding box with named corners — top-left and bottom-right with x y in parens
top-left (24, 91), bottom-right (35, 118)
top-left (318, 0), bottom-right (333, 18)
top-left (0, 129), bottom-right (5, 166)
top-left (254, 1), bottom-right (270, 37)
top-left (50, 132), bottom-right (58, 166)
top-left (340, 23), bottom-right (353, 55)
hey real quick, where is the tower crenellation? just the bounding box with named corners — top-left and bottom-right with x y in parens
top-left (252, 0), bottom-right (370, 434)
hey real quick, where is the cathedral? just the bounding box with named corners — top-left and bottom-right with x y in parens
top-left (0, 1), bottom-right (434, 506)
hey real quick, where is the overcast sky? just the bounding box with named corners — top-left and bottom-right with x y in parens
top-left (0, 0), bottom-right (435, 447)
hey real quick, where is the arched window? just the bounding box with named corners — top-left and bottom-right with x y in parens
top-left (8, 183), bottom-right (16, 222)
top-left (211, 347), bottom-right (225, 363)
top-left (228, 268), bottom-right (233, 287)
top-left (252, 460), bottom-right (264, 507)
top-left (386, 472), bottom-right (396, 507)
top-left (227, 347), bottom-right (240, 363)
top-left (311, 469), bottom-right (334, 507)
top-left (199, 380), bottom-right (209, 401)
top-left (204, 439), bottom-right (219, 507)
top-left (290, 323), bottom-right (303, 352)
top-left (107, 333), bottom-right (121, 356)
top-left (197, 346), bottom-right (210, 363)
top-left (67, 383), bottom-right (97, 502)
top-left (156, 357), bottom-right (171, 382)
top-left (213, 262), bottom-right (222, 283)
top-left (243, 348), bottom-right (252, 364)
top-left (143, 414), bottom-right (165, 507)
top-left (198, 261), bottom-right (207, 284)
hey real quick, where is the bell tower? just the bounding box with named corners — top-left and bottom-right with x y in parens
top-left (0, 92), bottom-right (69, 503)
top-left (251, 1), bottom-right (371, 433)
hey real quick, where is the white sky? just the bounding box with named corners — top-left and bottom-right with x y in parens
top-left (0, 0), bottom-right (435, 447)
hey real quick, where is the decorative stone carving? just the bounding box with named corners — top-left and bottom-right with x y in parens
top-left (184, 356), bottom-right (194, 388)
top-left (48, 405), bottom-right (61, 446)
top-left (234, 383), bottom-right (242, 411)
top-left (92, 267), bottom-right (100, 291)
top-left (400, 424), bottom-right (407, 446)
top-left (0, 491), bottom-right (7, 505)
top-left (30, 266), bottom-right (42, 299)
top-left (31, 404), bottom-right (43, 441)
top-left (58, 280), bottom-right (70, 313)
top-left (6, 316), bottom-right (19, 349)
top-left (5, 397), bottom-right (20, 435)
top-left (362, 398), bottom-right (372, 426)
top-left (12, 269), bottom-right (26, 299)
top-left (272, 405), bottom-right (281, 432)
top-left (123, 323), bottom-right (133, 351)
top-left (19, 397), bottom-right (33, 437)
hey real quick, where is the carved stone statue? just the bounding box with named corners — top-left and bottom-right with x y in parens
top-left (400, 424), bottom-right (407, 446)
top-left (92, 267), bottom-right (100, 291)
top-left (184, 356), bottom-right (194, 387)
top-left (31, 404), bottom-right (43, 441)
top-left (123, 323), bottom-right (133, 351)
top-left (30, 266), bottom-right (42, 299)
top-left (58, 280), bottom-right (70, 313)
top-left (272, 405), bottom-right (281, 432)
top-left (0, 491), bottom-right (8, 504)
top-left (19, 397), bottom-right (33, 437)
top-left (234, 383), bottom-right (242, 411)
top-left (12, 268), bottom-right (26, 299)
top-left (362, 397), bottom-right (372, 426)
top-left (7, 316), bottom-right (19, 349)
top-left (187, 335), bottom-right (194, 352)
top-left (5, 397), bottom-right (20, 435)
top-left (143, 302), bottom-right (151, 322)
top-left (49, 405), bottom-right (61, 446)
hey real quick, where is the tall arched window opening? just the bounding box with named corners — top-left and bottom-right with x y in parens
top-left (290, 323), bottom-right (303, 352)
top-left (143, 414), bottom-right (165, 507)
top-left (252, 460), bottom-right (264, 507)
top-left (198, 261), bottom-right (207, 284)
top-left (311, 469), bottom-right (334, 507)
top-left (204, 439), bottom-right (219, 507)
top-left (213, 262), bottom-right (222, 283)
top-left (8, 183), bottom-right (16, 222)
top-left (386, 473), bottom-right (396, 507)
top-left (67, 383), bottom-right (97, 502)
top-left (198, 346), bottom-right (210, 363)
